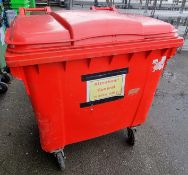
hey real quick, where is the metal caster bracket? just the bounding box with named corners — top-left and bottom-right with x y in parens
top-left (127, 127), bottom-right (137, 146)
top-left (53, 149), bottom-right (66, 171)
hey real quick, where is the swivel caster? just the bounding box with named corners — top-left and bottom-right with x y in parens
top-left (0, 82), bottom-right (8, 94)
top-left (54, 150), bottom-right (66, 171)
top-left (127, 127), bottom-right (136, 146)
top-left (1, 72), bottom-right (11, 83)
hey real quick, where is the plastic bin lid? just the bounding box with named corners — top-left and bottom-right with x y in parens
top-left (6, 7), bottom-right (176, 46)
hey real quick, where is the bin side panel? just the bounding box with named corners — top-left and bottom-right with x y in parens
top-left (22, 63), bottom-right (66, 152)
top-left (10, 67), bottom-right (31, 95)
top-left (131, 48), bottom-right (174, 126)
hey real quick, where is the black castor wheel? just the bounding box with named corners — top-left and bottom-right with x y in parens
top-left (1, 72), bottom-right (11, 83)
top-left (0, 82), bottom-right (8, 94)
top-left (54, 150), bottom-right (65, 171)
top-left (127, 127), bottom-right (136, 146)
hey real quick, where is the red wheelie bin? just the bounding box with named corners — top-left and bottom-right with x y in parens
top-left (5, 7), bottom-right (183, 170)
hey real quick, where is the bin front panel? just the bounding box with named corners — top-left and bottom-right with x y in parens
top-left (11, 48), bottom-right (171, 152)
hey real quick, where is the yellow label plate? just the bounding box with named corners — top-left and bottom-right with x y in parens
top-left (87, 74), bottom-right (125, 102)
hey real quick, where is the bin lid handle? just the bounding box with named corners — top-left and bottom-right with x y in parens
top-left (90, 6), bottom-right (117, 12)
top-left (19, 7), bottom-right (52, 16)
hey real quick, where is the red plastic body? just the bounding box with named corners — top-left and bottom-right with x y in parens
top-left (5, 7), bottom-right (183, 153)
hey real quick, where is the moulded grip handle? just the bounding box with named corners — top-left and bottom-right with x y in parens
top-left (90, 5), bottom-right (117, 12)
top-left (19, 7), bottom-right (52, 15)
